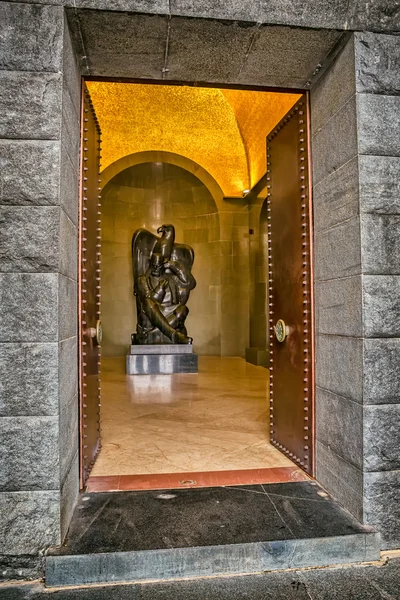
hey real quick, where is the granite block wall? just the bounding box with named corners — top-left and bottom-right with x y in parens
top-left (0, 3), bottom-right (80, 560)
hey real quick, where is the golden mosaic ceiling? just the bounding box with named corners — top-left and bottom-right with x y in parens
top-left (87, 82), bottom-right (300, 197)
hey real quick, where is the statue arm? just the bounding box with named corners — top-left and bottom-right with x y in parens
top-left (165, 259), bottom-right (195, 290)
top-left (137, 273), bottom-right (166, 303)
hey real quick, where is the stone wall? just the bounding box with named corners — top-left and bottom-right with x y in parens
top-left (0, 3), bottom-right (80, 563)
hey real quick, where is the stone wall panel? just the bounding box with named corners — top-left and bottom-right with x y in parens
top-left (363, 275), bottom-right (400, 337)
top-left (363, 338), bottom-right (400, 405)
top-left (357, 94), bottom-right (400, 157)
top-left (316, 334), bottom-right (363, 403)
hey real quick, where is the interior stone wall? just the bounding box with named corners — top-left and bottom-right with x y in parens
top-left (0, 4), bottom-right (80, 566)
top-left (101, 162), bottom-right (221, 356)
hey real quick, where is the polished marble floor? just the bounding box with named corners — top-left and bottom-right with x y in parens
top-left (90, 356), bottom-right (298, 482)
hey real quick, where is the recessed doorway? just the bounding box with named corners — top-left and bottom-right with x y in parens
top-left (78, 81), bottom-right (314, 492)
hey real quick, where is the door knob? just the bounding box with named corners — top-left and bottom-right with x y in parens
top-left (274, 319), bottom-right (289, 343)
top-left (85, 320), bottom-right (102, 345)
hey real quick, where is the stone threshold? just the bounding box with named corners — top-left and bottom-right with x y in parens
top-left (45, 482), bottom-right (380, 587)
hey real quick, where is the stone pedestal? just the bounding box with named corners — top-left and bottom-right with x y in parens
top-left (126, 344), bottom-right (198, 375)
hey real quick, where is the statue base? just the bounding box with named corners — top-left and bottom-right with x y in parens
top-left (126, 344), bottom-right (198, 375)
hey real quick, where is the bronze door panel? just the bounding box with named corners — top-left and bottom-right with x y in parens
top-left (267, 95), bottom-right (314, 475)
top-left (79, 85), bottom-right (102, 487)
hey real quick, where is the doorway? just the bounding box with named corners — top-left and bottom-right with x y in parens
top-left (78, 81), bottom-right (314, 492)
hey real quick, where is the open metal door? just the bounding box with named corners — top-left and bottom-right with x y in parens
top-left (79, 85), bottom-right (102, 487)
top-left (267, 95), bottom-right (315, 476)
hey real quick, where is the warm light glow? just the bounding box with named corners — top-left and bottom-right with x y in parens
top-left (87, 82), bottom-right (300, 196)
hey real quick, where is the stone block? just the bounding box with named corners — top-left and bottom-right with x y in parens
top-left (0, 490), bottom-right (60, 555)
top-left (63, 16), bottom-right (82, 116)
top-left (361, 214), bottom-right (400, 275)
top-left (237, 26), bottom-right (342, 88)
top-left (316, 334), bottom-right (363, 403)
top-left (364, 405), bottom-right (400, 472)
top-left (245, 347), bottom-right (269, 367)
top-left (359, 155), bottom-right (400, 214)
top-left (0, 140), bottom-right (60, 205)
top-left (0, 206), bottom-right (60, 273)
top-left (357, 94), bottom-right (400, 157)
top-left (167, 17), bottom-right (256, 84)
top-left (58, 275), bottom-right (78, 341)
top-left (130, 344), bottom-right (193, 354)
top-left (59, 394), bottom-right (78, 484)
top-left (310, 36), bottom-right (355, 134)
top-left (351, 1), bottom-right (400, 35)
top-left (59, 337), bottom-right (78, 412)
top-left (170, 0), bottom-right (262, 22)
top-left (59, 210), bottom-right (78, 281)
top-left (364, 338), bottom-right (400, 405)
top-left (315, 276), bottom-right (362, 337)
top-left (316, 441), bottom-right (363, 522)
top-left (355, 32), bottom-right (400, 95)
top-left (69, 10), bottom-right (168, 78)
top-left (0, 3), bottom-right (63, 72)
top-left (0, 273), bottom-right (58, 342)
top-left (74, 0), bottom-right (168, 12)
top-left (364, 470), bottom-right (400, 550)
top-left (60, 451), bottom-right (79, 542)
top-left (0, 342), bottom-right (58, 416)
top-left (314, 216), bottom-right (361, 281)
top-left (312, 95), bottom-right (358, 185)
top-left (126, 353), bottom-right (198, 374)
top-left (61, 90), bottom-right (80, 175)
top-left (60, 141), bottom-right (79, 226)
top-left (0, 416), bottom-right (59, 491)
top-left (363, 275), bottom-right (400, 337)
top-left (313, 156), bottom-right (359, 233)
top-left (316, 388), bottom-right (363, 469)
top-left (0, 72), bottom-right (62, 140)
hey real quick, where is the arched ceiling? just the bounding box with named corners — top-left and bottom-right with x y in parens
top-left (87, 82), bottom-right (300, 197)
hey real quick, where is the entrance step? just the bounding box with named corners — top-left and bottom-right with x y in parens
top-left (45, 481), bottom-right (380, 587)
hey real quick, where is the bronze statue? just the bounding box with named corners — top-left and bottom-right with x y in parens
top-left (131, 225), bottom-right (196, 345)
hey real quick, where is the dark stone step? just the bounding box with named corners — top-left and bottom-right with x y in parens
top-left (45, 482), bottom-right (380, 587)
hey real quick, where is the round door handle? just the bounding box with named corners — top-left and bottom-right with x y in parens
top-left (275, 319), bottom-right (289, 343)
top-left (85, 320), bottom-right (102, 345)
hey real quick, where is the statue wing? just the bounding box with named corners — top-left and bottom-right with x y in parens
top-left (131, 228), bottom-right (158, 293)
top-left (171, 242), bottom-right (194, 268)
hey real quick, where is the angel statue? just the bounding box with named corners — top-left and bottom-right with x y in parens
top-left (131, 224), bottom-right (196, 345)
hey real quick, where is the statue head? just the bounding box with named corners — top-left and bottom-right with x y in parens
top-left (150, 252), bottom-right (164, 276)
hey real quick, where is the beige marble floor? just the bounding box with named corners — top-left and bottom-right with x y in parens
top-left (91, 356), bottom-right (294, 476)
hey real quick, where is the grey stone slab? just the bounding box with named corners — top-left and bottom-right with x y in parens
top-left (170, 0), bottom-right (264, 23)
top-left (363, 275), bottom-right (400, 337)
top-left (59, 394), bottom-right (78, 485)
top-left (0, 555), bottom-right (43, 582)
top-left (314, 217), bottom-right (361, 281)
top-left (361, 214), bottom-right (400, 275)
top-left (355, 32), bottom-right (400, 95)
top-left (45, 533), bottom-right (379, 587)
top-left (310, 35), bottom-right (355, 134)
top-left (60, 451), bottom-right (79, 542)
top-left (62, 17), bottom-right (82, 117)
top-left (72, 10), bottom-right (168, 78)
top-left (0, 416), bottom-right (59, 492)
top-left (316, 334), bottom-right (363, 403)
top-left (364, 404), bottom-right (400, 472)
top-left (0, 273), bottom-right (58, 342)
top-left (364, 338), bottom-right (400, 404)
top-left (126, 353), bottom-right (198, 374)
top-left (359, 155), bottom-right (400, 214)
top-left (74, 0), bottom-right (168, 11)
top-left (0, 140), bottom-right (60, 205)
top-left (364, 470), bottom-right (400, 550)
top-left (312, 156), bottom-right (359, 233)
top-left (350, 0), bottom-right (400, 34)
top-left (315, 276), bottom-right (362, 337)
top-left (316, 388), bottom-right (363, 469)
top-left (59, 210), bottom-right (78, 281)
top-left (358, 94), bottom-right (400, 157)
top-left (0, 490), bottom-right (60, 555)
top-left (237, 26), bottom-right (342, 88)
top-left (312, 95), bottom-right (358, 185)
top-left (316, 441), bottom-right (364, 522)
top-left (130, 344), bottom-right (193, 354)
top-left (0, 207), bottom-right (60, 273)
top-left (58, 275), bottom-right (78, 341)
top-left (0, 3), bottom-right (63, 72)
top-left (166, 18), bottom-right (256, 84)
top-left (60, 141), bottom-right (79, 227)
top-left (61, 89), bottom-right (80, 176)
top-left (0, 342), bottom-right (58, 416)
top-left (59, 337), bottom-right (78, 412)
top-left (0, 72), bottom-right (62, 140)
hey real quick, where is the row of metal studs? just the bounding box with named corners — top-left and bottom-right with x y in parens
top-left (81, 89), bottom-right (102, 478)
top-left (266, 100), bottom-right (311, 471)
